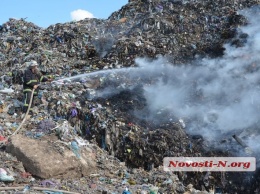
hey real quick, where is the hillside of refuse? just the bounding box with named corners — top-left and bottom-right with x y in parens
top-left (0, 0), bottom-right (260, 193)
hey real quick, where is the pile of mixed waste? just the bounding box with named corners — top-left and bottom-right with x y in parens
top-left (0, 0), bottom-right (260, 193)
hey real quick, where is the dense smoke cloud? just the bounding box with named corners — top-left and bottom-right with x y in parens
top-left (61, 6), bottom-right (260, 154)
top-left (136, 6), bottom-right (260, 153)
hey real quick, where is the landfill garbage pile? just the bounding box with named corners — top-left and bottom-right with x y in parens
top-left (0, 0), bottom-right (259, 82)
top-left (108, 0), bottom-right (259, 64)
top-left (0, 0), bottom-right (260, 193)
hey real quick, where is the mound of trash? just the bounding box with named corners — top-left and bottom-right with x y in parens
top-left (0, 0), bottom-right (260, 193)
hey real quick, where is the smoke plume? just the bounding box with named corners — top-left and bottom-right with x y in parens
top-left (136, 5), bottom-right (260, 154)
top-left (62, 6), bottom-right (260, 155)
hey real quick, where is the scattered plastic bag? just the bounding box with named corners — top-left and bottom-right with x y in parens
top-left (71, 140), bottom-right (80, 158)
top-left (122, 187), bottom-right (131, 194)
top-left (0, 88), bottom-right (14, 94)
top-left (0, 168), bottom-right (15, 182)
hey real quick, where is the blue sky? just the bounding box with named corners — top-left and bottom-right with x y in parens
top-left (0, 0), bottom-right (128, 28)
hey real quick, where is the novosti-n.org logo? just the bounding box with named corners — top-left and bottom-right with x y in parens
top-left (163, 157), bottom-right (256, 171)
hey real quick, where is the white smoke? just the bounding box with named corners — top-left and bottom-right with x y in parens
top-left (134, 6), bottom-right (260, 153)
top-left (64, 5), bottom-right (260, 154)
